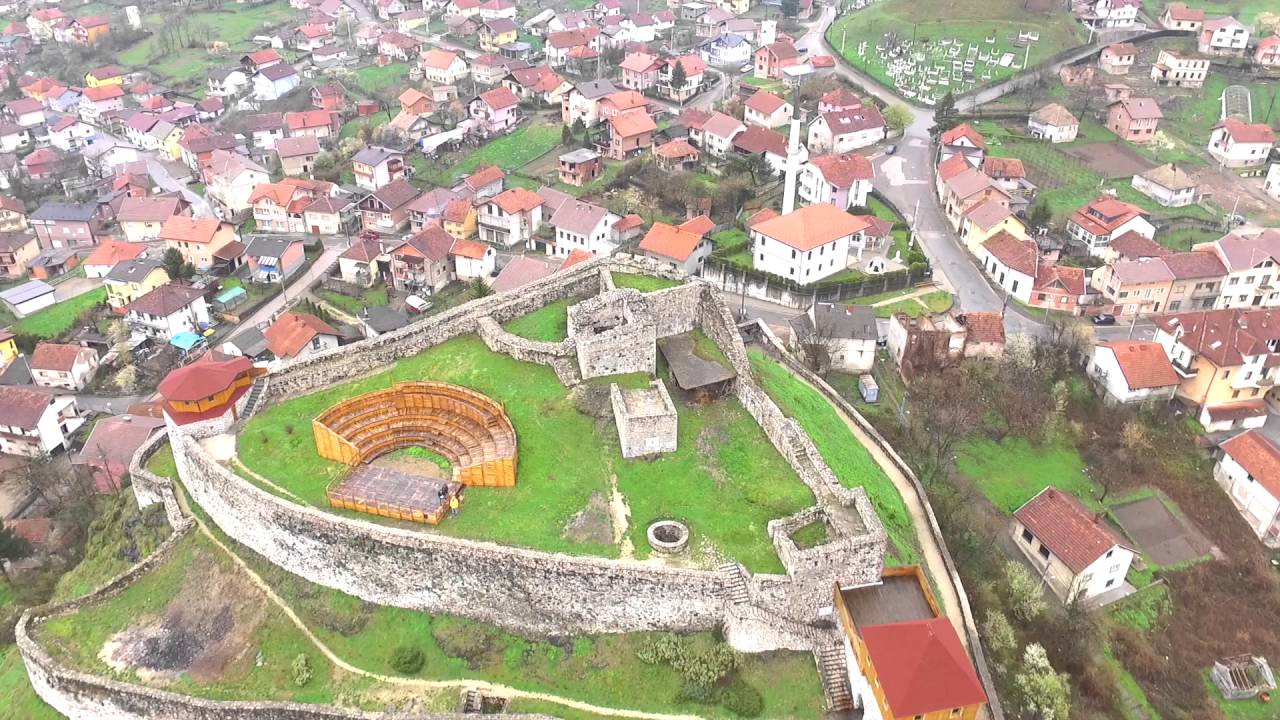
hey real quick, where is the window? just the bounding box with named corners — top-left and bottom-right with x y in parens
top-left (1105, 578), bottom-right (1115, 588)
top-left (1022, 528), bottom-right (1033, 543)
top-left (1038, 545), bottom-right (1050, 560)
top-left (1106, 549), bottom-right (1113, 558)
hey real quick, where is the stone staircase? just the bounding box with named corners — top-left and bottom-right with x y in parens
top-left (717, 562), bottom-right (751, 605)
top-left (241, 376), bottom-right (269, 420)
top-left (816, 642), bottom-right (855, 712)
top-left (460, 690), bottom-right (483, 713)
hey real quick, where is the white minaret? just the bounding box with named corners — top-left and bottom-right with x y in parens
top-left (781, 117), bottom-right (803, 215)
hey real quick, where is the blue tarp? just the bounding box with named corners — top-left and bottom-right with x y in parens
top-left (170, 332), bottom-right (204, 351)
top-left (214, 286), bottom-right (247, 304)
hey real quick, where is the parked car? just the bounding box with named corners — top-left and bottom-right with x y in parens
top-left (885, 144), bottom-right (898, 155)
top-left (738, 63), bottom-right (753, 74)
top-left (405, 295), bottom-right (433, 314)
top-left (1090, 313), bottom-right (1116, 326)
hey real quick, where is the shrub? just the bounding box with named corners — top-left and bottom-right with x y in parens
top-left (389, 645), bottom-right (425, 674)
top-left (636, 634), bottom-right (682, 665)
top-left (676, 680), bottom-right (716, 704)
top-left (981, 609), bottom-right (1017, 668)
top-left (432, 618), bottom-right (502, 669)
top-left (1004, 560), bottom-right (1048, 622)
top-left (674, 644), bottom-right (737, 688)
top-left (291, 653), bottom-right (312, 687)
top-left (718, 678), bottom-right (765, 718)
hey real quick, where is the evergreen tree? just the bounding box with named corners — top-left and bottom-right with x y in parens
top-left (930, 91), bottom-right (959, 136)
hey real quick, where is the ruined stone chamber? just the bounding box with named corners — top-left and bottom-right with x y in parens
top-left (313, 381), bottom-right (517, 524)
top-left (610, 380), bottom-right (678, 458)
top-left (567, 288), bottom-right (657, 378)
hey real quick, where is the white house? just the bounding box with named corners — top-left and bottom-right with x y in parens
top-left (478, 187), bottom-right (545, 247)
top-left (1068, 197), bottom-right (1156, 257)
top-left (449, 239), bottom-right (497, 280)
top-left (1028, 103), bottom-right (1079, 143)
top-left (1207, 119), bottom-right (1276, 169)
top-left (1012, 487), bottom-right (1136, 603)
top-left (807, 107), bottom-right (886, 153)
top-left (30, 342), bottom-right (99, 392)
top-left (1078, 0), bottom-right (1140, 28)
top-left (1199, 16), bottom-right (1251, 56)
top-left (545, 198), bottom-right (618, 257)
top-left (1266, 163), bottom-right (1280, 201)
top-left (265, 311), bottom-right (340, 361)
top-left (743, 90), bottom-right (792, 129)
top-left (207, 67), bottom-right (250, 97)
top-left (638, 220), bottom-right (713, 276)
top-left (792, 302), bottom-right (877, 373)
top-left (698, 111), bottom-right (745, 158)
top-left (751, 203), bottom-right (871, 284)
top-left (978, 231), bottom-right (1038, 304)
top-left (1217, 430), bottom-right (1280, 547)
top-left (798, 153), bottom-right (874, 211)
top-left (0, 385), bottom-right (84, 457)
top-left (1131, 163), bottom-right (1200, 207)
top-left (124, 283), bottom-right (212, 342)
top-left (420, 49), bottom-right (469, 85)
top-left (253, 64), bottom-right (300, 101)
top-left (1088, 340), bottom-right (1181, 405)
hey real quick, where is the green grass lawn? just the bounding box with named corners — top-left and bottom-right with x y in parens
top-left (429, 125), bottom-right (563, 186)
top-left (748, 350), bottom-right (920, 565)
top-left (318, 286), bottom-right (389, 316)
top-left (117, 0), bottom-right (296, 85)
top-left (238, 335), bottom-right (813, 571)
top-left (51, 493), bottom-right (171, 602)
top-left (502, 298), bottom-right (571, 341)
top-left (145, 443), bottom-right (178, 479)
top-left (1203, 672), bottom-right (1279, 719)
top-left (351, 63), bottom-right (410, 96)
top-left (611, 273), bottom-right (682, 292)
top-left (1108, 583), bottom-right (1172, 633)
top-left (955, 435), bottom-right (1095, 512)
top-left (0, 645), bottom-right (60, 720)
top-left (340, 111), bottom-right (392, 140)
top-left (1161, 73), bottom-right (1280, 155)
top-left (13, 287), bottom-right (106, 339)
top-left (828, 0), bottom-right (1084, 99)
top-left (874, 290), bottom-right (954, 318)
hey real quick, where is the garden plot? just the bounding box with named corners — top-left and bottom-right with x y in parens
top-left (1061, 142), bottom-right (1155, 180)
top-left (1111, 494), bottom-right (1215, 567)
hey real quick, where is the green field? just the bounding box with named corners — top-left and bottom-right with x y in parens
top-left (1161, 73), bottom-right (1280, 156)
top-left (503, 298), bottom-right (570, 341)
top-left (317, 286), bottom-right (389, 316)
top-left (238, 335), bottom-right (813, 571)
top-left (955, 434), bottom-right (1094, 512)
top-left (828, 0), bottom-right (1084, 102)
top-left (12, 288), bottom-right (106, 339)
top-left (748, 351), bottom-right (920, 565)
top-left (873, 290), bottom-right (954, 318)
top-left (611, 273), bottom-right (682, 292)
top-left (428, 125), bottom-right (563, 187)
top-left (351, 63), bottom-right (411, 96)
top-left (117, 0), bottom-right (297, 86)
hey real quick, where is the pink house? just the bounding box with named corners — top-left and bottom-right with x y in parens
top-left (469, 86), bottom-right (519, 136)
top-left (1257, 36), bottom-right (1280, 68)
top-left (621, 52), bottom-right (662, 92)
top-left (244, 236), bottom-right (305, 282)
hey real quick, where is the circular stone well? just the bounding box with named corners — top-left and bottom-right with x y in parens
top-left (647, 520), bottom-right (690, 554)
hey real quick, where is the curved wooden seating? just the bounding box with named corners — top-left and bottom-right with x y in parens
top-left (313, 381), bottom-right (517, 488)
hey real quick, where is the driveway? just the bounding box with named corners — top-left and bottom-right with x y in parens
top-left (238, 245), bottom-right (345, 330)
top-left (53, 276), bottom-right (101, 302)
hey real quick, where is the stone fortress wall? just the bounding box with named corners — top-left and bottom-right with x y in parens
top-left (17, 255), bottom-right (903, 719)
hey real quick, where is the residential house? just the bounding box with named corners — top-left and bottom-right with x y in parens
top-left (639, 219), bottom-right (713, 275)
top-left (458, 165), bottom-right (506, 201)
top-left (981, 156), bottom-right (1036, 201)
top-left (743, 90), bottom-right (792, 129)
top-left (253, 63), bottom-right (300, 101)
top-left (82, 239), bottom-right (145, 279)
top-left (46, 115), bottom-right (95, 152)
top-left (558, 148), bottom-right (601, 187)
top-left (807, 106), bottom-right (886, 153)
top-left (1107, 97), bottom-right (1163, 144)
top-left (1068, 196), bottom-right (1155, 256)
top-left (1152, 307), bottom-right (1280, 430)
top-left (978, 232), bottom-right (1040, 303)
top-left (1256, 36), bottom-right (1280, 69)
top-left (276, 136), bottom-right (322, 176)
top-left (178, 125), bottom-right (240, 171)
top-left (0, 194), bottom-right (25, 231)
top-left (479, 0), bottom-right (517, 20)
top-left (561, 79), bottom-right (617, 127)
top-left (208, 67), bottom-right (250, 98)
top-left (0, 385), bottom-right (84, 457)
top-left (30, 342), bottom-right (98, 391)
top-left (450, 240), bottom-right (497, 281)
top-left (479, 18), bottom-right (518, 52)
top-left (29, 201), bottom-right (105, 249)
top-left (1194, 229), bottom-right (1280, 309)
top-left (620, 52), bottom-right (662, 92)
top-left (338, 238), bottom-right (383, 287)
top-left (470, 53), bottom-right (518, 86)
top-left (160, 216), bottom-right (237, 271)
top-left (351, 145), bottom-right (406, 192)
top-left (753, 41), bottom-right (800, 80)
top-left (284, 109), bottom-right (339, 145)
top-left (1208, 119), bottom-right (1276, 168)
top-left (1027, 103), bottom-right (1079, 143)
top-left (265, 311), bottom-right (340, 360)
top-left (104, 259), bottom-right (168, 312)
top-left (1216, 430), bottom-right (1280, 547)
top-left (0, 122), bottom-right (29, 154)
top-left (246, 113), bottom-right (287, 150)
top-left (377, 31), bottom-right (423, 60)
top-left (469, 86), bottom-right (520, 136)
top-left (68, 15), bottom-right (111, 45)
top-left (1032, 259), bottom-right (1091, 315)
top-left (1076, 0), bottom-right (1141, 28)
top-left (420, 49), bottom-right (469, 85)
top-left (1099, 43), bottom-right (1137, 74)
top-left (204, 150), bottom-right (270, 215)
top-left (792, 302), bottom-right (878, 373)
top-left (504, 65), bottom-right (571, 105)
top-left (942, 169), bottom-right (1012, 233)
top-left (124, 283), bottom-right (211, 341)
top-left (606, 110), bottom-right (657, 160)
top-left (798, 153), bottom-right (874, 211)
top-left (545, 29), bottom-right (598, 68)
top-left (658, 54), bottom-right (705, 103)
top-left (376, 0), bottom-right (407, 19)
top-left (359, 178), bottom-right (421, 234)
top-left (1267, 163), bottom-right (1280, 200)
top-left (960, 200), bottom-right (1027, 252)
top-left (440, 199), bottom-right (476, 241)
top-left (388, 226), bottom-right (455, 293)
top-left (117, 195), bottom-right (189, 242)
top-left (0, 231), bottom-right (38, 277)
top-left (938, 123), bottom-right (987, 167)
top-left (835, 566), bottom-right (988, 720)
top-left (1089, 340), bottom-right (1181, 404)
top-left (244, 236), bottom-right (305, 282)
top-left (1160, 3), bottom-right (1205, 31)
top-left (1132, 163), bottom-right (1200, 207)
top-left (698, 32), bottom-right (752, 69)
top-left (1150, 49), bottom-right (1209, 87)
top-left (751, 203), bottom-right (870, 284)
top-left (478, 187), bottom-right (544, 247)
top-left (311, 81), bottom-right (347, 112)
top-left (78, 84), bottom-right (124, 123)
top-left (653, 138), bottom-right (701, 172)
top-left (1199, 16), bottom-right (1250, 56)
top-left (733, 125), bottom-right (802, 176)
top-left (5, 97), bottom-right (45, 129)
top-left (1012, 487), bottom-right (1136, 603)
top-left (301, 195), bottom-right (350, 236)
top-left (544, 198), bottom-right (618, 257)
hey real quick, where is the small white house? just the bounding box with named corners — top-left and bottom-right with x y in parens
top-left (1028, 103), bottom-right (1079, 143)
top-left (449, 239), bottom-right (497, 279)
top-left (0, 385), bottom-right (84, 457)
top-left (1012, 487), bottom-right (1136, 604)
top-left (638, 220), bottom-right (712, 275)
top-left (791, 302), bottom-right (878, 373)
top-left (1131, 163), bottom-right (1200, 208)
top-left (1265, 163), bottom-right (1280, 201)
top-left (124, 284), bottom-right (212, 342)
top-left (1088, 340), bottom-right (1180, 405)
top-left (30, 342), bottom-right (100, 391)
top-left (1208, 119), bottom-right (1276, 169)
top-left (1216, 429), bottom-right (1280, 547)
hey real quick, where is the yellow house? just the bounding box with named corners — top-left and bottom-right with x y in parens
top-left (835, 566), bottom-right (988, 720)
top-left (959, 199), bottom-right (1027, 253)
top-left (717, 0), bottom-right (750, 15)
top-left (0, 331), bottom-right (17, 367)
top-left (442, 199), bottom-right (476, 241)
top-left (105, 261), bottom-right (171, 311)
top-left (84, 65), bottom-right (124, 88)
top-left (162, 125), bottom-right (186, 162)
top-left (479, 19), bottom-right (517, 52)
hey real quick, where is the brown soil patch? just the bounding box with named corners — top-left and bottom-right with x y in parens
top-left (101, 547), bottom-right (269, 684)
top-left (562, 491), bottom-right (614, 546)
top-left (1061, 142), bottom-right (1155, 179)
top-left (1110, 495), bottom-right (1214, 566)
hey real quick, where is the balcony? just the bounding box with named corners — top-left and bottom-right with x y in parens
top-left (1172, 356), bottom-right (1198, 378)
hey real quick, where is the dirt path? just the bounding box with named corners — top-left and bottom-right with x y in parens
top-left (867, 285), bottom-right (939, 308)
top-left (170, 485), bottom-right (701, 720)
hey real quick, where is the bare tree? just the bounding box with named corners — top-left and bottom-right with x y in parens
top-left (899, 368), bottom-right (986, 488)
top-left (794, 314), bottom-right (840, 376)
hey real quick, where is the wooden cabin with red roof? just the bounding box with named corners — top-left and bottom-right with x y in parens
top-left (157, 353), bottom-right (265, 427)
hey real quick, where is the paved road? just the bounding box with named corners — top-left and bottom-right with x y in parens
top-left (238, 243), bottom-right (347, 330)
top-left (342, 0), bottom-right (374, 23)
top-left (147, 157), bottom-right (215, 218)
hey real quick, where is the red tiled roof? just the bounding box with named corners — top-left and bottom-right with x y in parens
top-left (31, 342), bottom-right (93, 372)
top-left (678, 215), bottom-right (714, 237)
top-left (265, 312), bottom-right (337, 358)
top-left (126, 283), bottom-right (205, 317)
top-left (654, 138), bottom-right (699, 159)
top-left (981, 156), bottom-right (1025, 180)
top-left (860, 617), bottom-right (987, 717)
top-left (1110, 231), bottom-right (1170, 259)
top-left (464, 164), bottom-right (505, 191)
top-left (1098, 341), bottom-right (1179, 390)
top-left (1216, 118), bottom-right (1277, 145)
top-left (940, 123), bottom-right (986, 150)
top-left (937, 153), bottom-right (971, 183)
top-left (958, 311), bottom-right (1004, 345)
top-left (982, 231), bottom-right (1037, 276)
top-left (732, 125), bottom-right (787, 156)
top-left (0, 385), bottom-right (55, 429)
top-left (479, 86), bottom-right (518, 110)
top-left (809, 152), bottom-right (874, 187)
top-left (753, 203), bottom-right (871, 252)
top-left (489, 187), bottom-right (544, 214)
top-left (1221, 430), bottom-right (1280, 500)
top-left (83, 239), bottom-right (144, 267)
top-left (1150, 308), bottom-right (1280, 368)
top-left (640, 222), bottom-right (702, 261)
top-left (450, 239), bottom-right (489, 260)
top-left (1014, 487), bottom-right (1128, 574)
top-left (158, 353), bottom-right (254, 402)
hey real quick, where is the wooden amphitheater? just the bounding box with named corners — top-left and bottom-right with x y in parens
top-left (312, 381), bottom-right (517, 525)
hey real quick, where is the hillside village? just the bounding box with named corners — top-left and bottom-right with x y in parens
top-left (0, 0), bottom-right (1278, 719)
